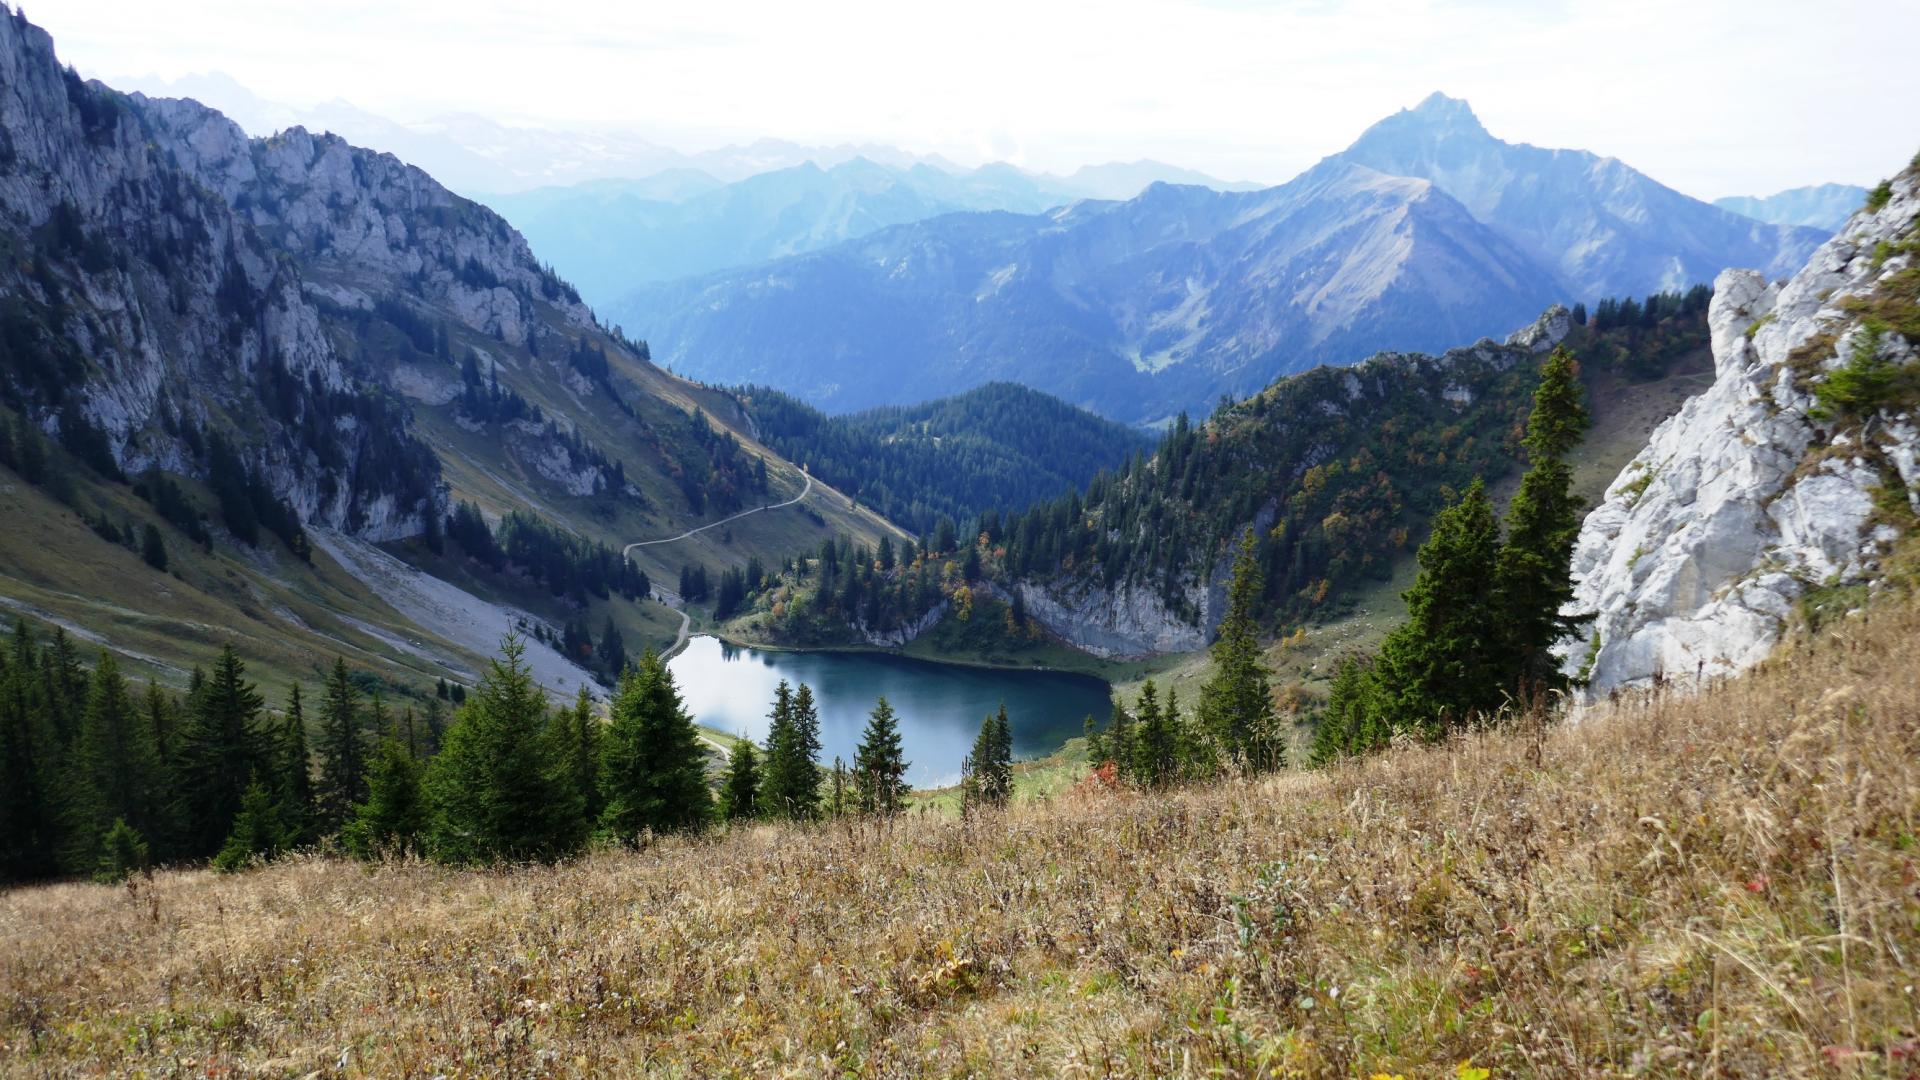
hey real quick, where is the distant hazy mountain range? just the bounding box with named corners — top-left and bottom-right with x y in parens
top-left (1714, 183), bottom-right (1870, 231)
top-left (485, 159), bottom-right (1078, 309)
top-left (610, 94), bottom-right (1828, 424)
top-left (110, 71), bottom-right (1258, 203)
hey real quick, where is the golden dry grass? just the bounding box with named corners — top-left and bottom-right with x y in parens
top-left (5, 600), bottom-right (1920, 1077)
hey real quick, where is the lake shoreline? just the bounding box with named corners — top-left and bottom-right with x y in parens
top-left (669, 635), bottom-right (1115, 787)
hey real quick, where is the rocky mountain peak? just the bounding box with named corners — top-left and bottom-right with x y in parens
top-left (1345, 92), bottom-right (1494, 156)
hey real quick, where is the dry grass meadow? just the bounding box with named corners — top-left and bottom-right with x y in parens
top-left (5, 596), bottom-right (1920, 1077)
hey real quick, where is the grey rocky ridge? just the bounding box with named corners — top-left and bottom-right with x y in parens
top-left (0, 5), bottom-right (886, 554)
top-left (0, 5), bottom-right (903, 694)
top-left (0, 10), bottom-right (440, 538)
top-left (1716, 184), bottom-right (1872, 232)
top-left (1563, 167), bottom-right (1920, 693)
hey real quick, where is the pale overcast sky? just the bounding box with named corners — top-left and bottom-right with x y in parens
top-left (30, 0), bottom-right (1920, 198)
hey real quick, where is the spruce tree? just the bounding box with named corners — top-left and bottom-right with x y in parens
top-left (1130, 680), bottom-right (1178, 788)
top-left (93, 817), bottom-right (149, 883)
top-left (315, 659), bottom-right (368, 834)
top-left (144, 679), bottom-right (178, 771)
top-left (1495, 346), bottom-right (1592, 691)
top-left (561, 686), bottom-right (603, 827)
top-left (41, 627), bottom-right (85, 744)
top-left (1372, 480), bottom-right (1506, 736)
top-left (213, 775), bottom-right (286, 872)
top-left (1311, 654), bottom-right (1387, 765)
top-left (962, 704), bottom-right (1013, 811)
top-left (720, 739), bottom-right (760, 821)
top-left (66, 652), bottom-right (163, 872)
top-left (275, 683), bottom-right (316, 846)
top-left (140, 523), bottom-right (167, 571)
top-left (760, 680), bottom-right (798, 816)
top-left (176, 645), bottom-right (268, 856)
top-left (762, 680), bottom-right (821, 821)
top-left (1197, 532), bottom-right (1279, 769)
top-left (427, 635), bottom-right (583, 864)
top-left (788, 683), bottom-right (822, 817)
top-left (0, 620), bottom-right (60, 881)
top-left (852, 697), bottom-right (910, 814)
top-left (344, 736), bottom-right (427, 859)
top-left (599, 650), bottom-right (709, 839)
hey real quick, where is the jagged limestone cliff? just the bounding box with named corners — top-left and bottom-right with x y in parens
top-left (1565, 167), bottom-right (1919, 692)
top-left (0, 8), bottom-right (439, 537)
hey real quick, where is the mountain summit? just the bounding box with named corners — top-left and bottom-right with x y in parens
top-left (613, 96), bottom-right (1829, 424)
top-left (1334, 93), bottom-right (1827, 299)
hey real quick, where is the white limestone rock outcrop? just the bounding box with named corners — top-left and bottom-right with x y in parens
top-left (1563, 169), bottom-right (1920, 693)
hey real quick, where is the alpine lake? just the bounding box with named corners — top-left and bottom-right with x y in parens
top-left (669, 635), bottom-right (1114, 789)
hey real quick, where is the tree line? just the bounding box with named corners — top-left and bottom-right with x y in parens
top-left (1071, 347), bottom-right (1592, 790)
top-left (2, 615), bottom-right (1023, 885)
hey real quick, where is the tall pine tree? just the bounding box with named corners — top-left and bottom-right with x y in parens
top-left (1197, 532), bottom-right (1280, 769)
top-left (427, 635), bottom-right (584, 864)
top-left (0, 621), bottom-right (60, 881)
top-left (720, 739), bottom-right (760, 821)
top-left (276, 683), bottom-right (316, 846)
top-left (852, 697), bottom-right (910, 814)
top-left (176, 645), bottom-right (268, 856)
top-left (762, 680), bottom-right (821, 821)
top-left (1372, 480), bottom-right (1506, 736)
top-left (962, 704), bottom-right (1012, 811)
top-left (561, 686), bottom-right (603, 827)
top-left (315, 659), bottom-right (368, 834)
top-left (1494, 346), bottom-right (1592, 691)
top-left (1129, 680), bottom-right (1179, 788)
top-left (65, 653), bottom-right (164, 872)
top-left (599, 650), bottom-right (710, 839)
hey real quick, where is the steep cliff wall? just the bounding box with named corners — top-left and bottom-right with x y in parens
top-left (0, 8), bottom-right (440, 538)
top-left (1564, 169), bottom-right (1919, 692)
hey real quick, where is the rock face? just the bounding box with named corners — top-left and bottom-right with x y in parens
top-left (1010, 579), bottom-right (1212, 660)
top-left (0, 10), bottom-right (440, 538)
top-left (133, 95), bottom-right (596, 347)
top-left (1564, 172), bottom-right (1919, 693)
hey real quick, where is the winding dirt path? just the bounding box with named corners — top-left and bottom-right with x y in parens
top-left (622, 469), bottom-right (813, 557)
top-left (623, 468), bottom-right (813, 662)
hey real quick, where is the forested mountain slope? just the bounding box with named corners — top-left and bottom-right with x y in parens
top-left (983, 292), bottom-right (1716, 657)
top-left (707, 295), bottom-right (1715, 659)
top-left (727, 381), bottom-right (1152, 535)
top-left (0, 7), bottom-right (898, 696)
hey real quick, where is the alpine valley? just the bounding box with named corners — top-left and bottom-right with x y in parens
top-left (5, 3), bottom-right (1920, 1075)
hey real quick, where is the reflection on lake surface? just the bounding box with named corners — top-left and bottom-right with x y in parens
top-left (668, 636), bottom-right (1113, 788)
